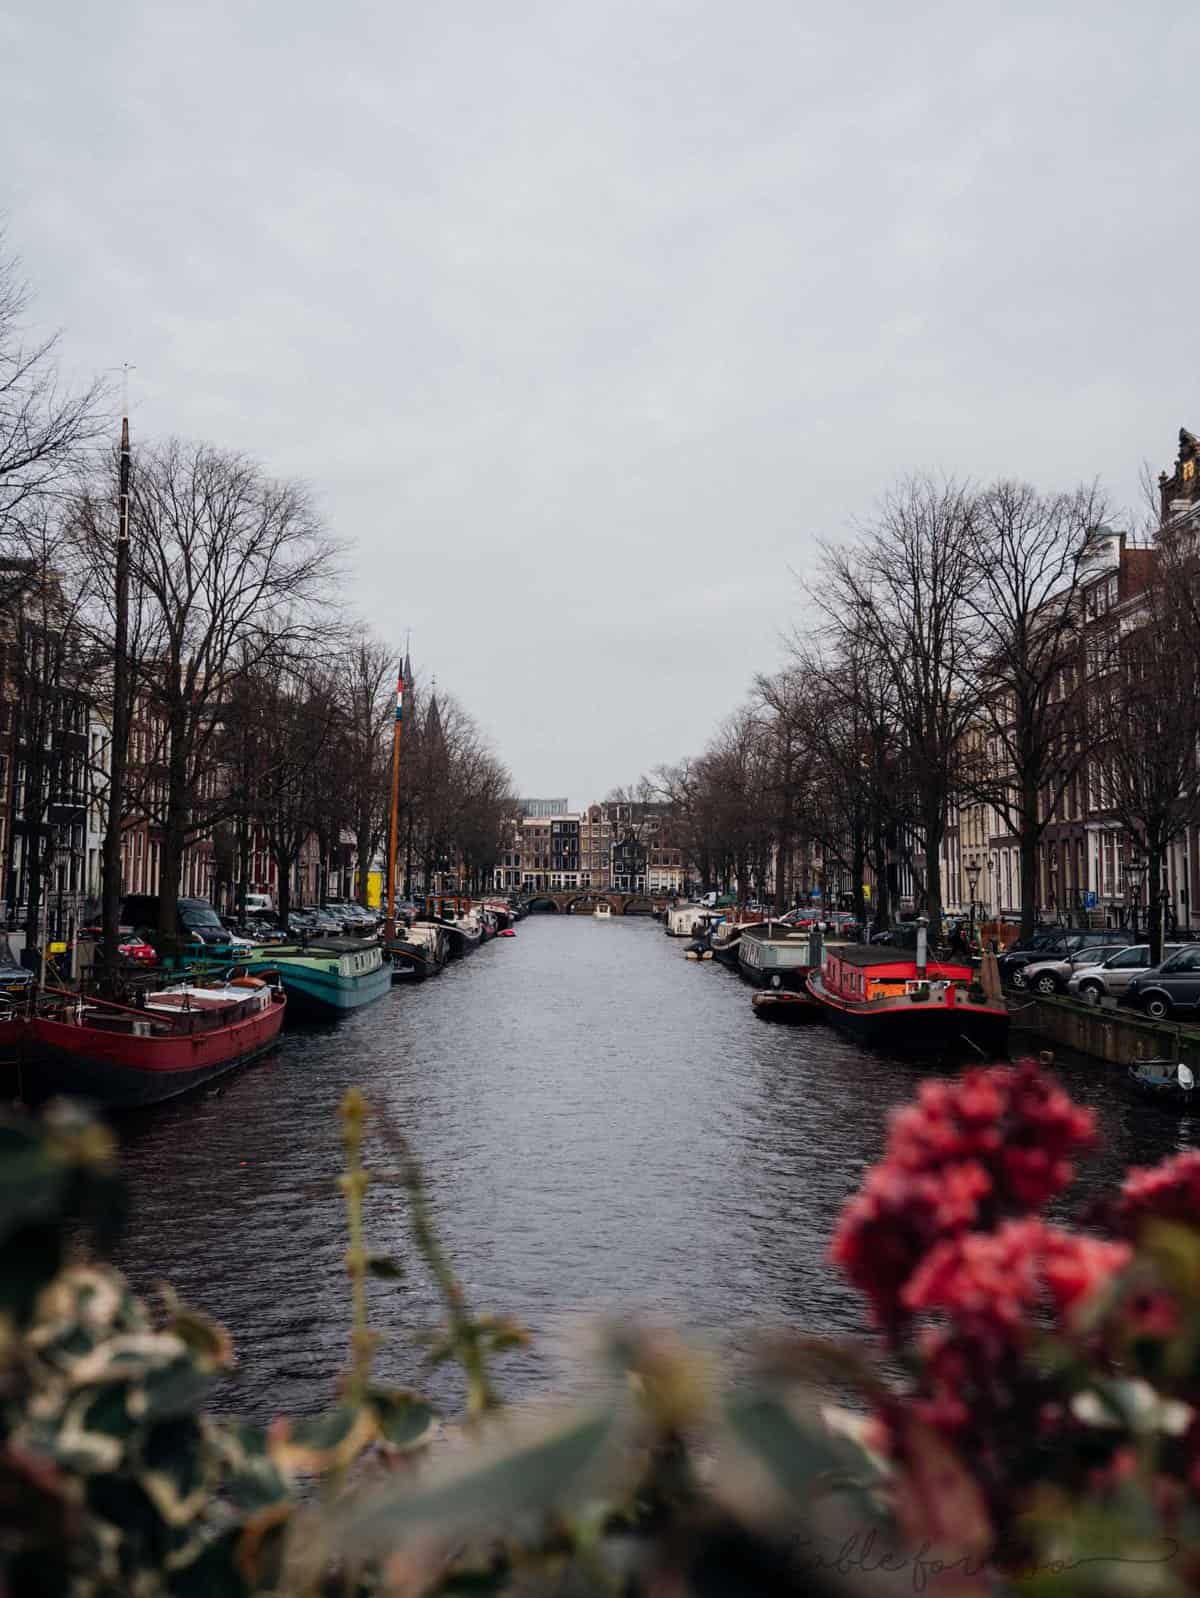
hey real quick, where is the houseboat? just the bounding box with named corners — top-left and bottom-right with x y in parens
top-left (387, 922), bottom-right (447, 980)
top-left (805, 945), bottom-right (1009, 1054)
top-left (737, 923), bottom-right (827, 991)
top-left (710, 914), bottom-right (766, 968)
top-left (665, 906), bottom-right (723, 938)
top-left (241, 938), bottom-right (391, 1018)
top-left (26, 978), bottom-right (286, 1107)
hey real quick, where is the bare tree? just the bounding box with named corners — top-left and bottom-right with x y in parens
top-left (0, 232), bottom-right (106, 526)
top-left (341, 638), bottom-right (394, 907)
top-left (81, 439), bottom-right (338, 952)
top-left (963, 481), bottom-right (1110, 938)
top-left (814, 475), bottom-right (978, 930)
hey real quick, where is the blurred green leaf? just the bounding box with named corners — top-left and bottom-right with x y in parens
top-left (0, 1129), bottom-right (66, 1237)
top-left (268, 1404), bottom-right (376, 1475)
top-left (724, 1392), bottom-right (870, 1502)
top-left (368, 1387), bottom-right (438, 1452)
top-left (336, 1406), bottom-right (616, 1555)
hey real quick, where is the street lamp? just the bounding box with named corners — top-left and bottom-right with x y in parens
top-left (1126, 852), bottom-right (1147, 938)
top-left (966, 859), bottom-right (982, 946)
top-left (1048, 844), bottom-right (1059, 922)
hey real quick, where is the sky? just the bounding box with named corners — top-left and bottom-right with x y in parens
top-left (3, 0), bottom-right (1198, 805)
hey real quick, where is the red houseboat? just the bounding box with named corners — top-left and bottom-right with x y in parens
top-left (805, 945), bottom-right (1009, 1054)
top-left (27, 979), bottom-right (286, 1108)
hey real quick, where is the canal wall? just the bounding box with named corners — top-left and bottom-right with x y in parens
top-left (1010, 993), bottom-right (1200, 1067)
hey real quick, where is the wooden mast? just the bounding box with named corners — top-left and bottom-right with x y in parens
top-left (383, 659), bottom-right (405, 941)
top-left (101, 412), bottom-right (132, 983)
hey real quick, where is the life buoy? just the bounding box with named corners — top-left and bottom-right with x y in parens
top-left (230, 976), bottom-right (266, 989)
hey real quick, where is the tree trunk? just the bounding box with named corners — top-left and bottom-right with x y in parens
top-left (923, 804), bottom-right (944, 934)
top-left (25, 842), bottom-right (43, 956)
top-left (1148, 842), bottom-right (1167, 967)
top-left (851, 814), bottom-right (866, 928)
top-left (275, 847), bottom-right (293, 927)
top-left (236, 815), bottom-right (251, 919)
top-left (871, 812), bottom-right (890, 932)
top-left (1018, 773), bottom-right (1041, 939)
top-left (157, 721), bottom-right (189, 961)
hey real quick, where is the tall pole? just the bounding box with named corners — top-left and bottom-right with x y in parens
top-left (101, 415), bottom-right (132, 983)
top-left (383, 662), bottom-right (405, 942)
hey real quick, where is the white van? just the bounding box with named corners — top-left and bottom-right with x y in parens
top-left (243, 893), bottom-right (274, 916)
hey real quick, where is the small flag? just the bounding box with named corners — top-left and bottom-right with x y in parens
top-left (395, 672), bottom-right (404, 723)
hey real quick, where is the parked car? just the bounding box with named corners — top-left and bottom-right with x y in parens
top-left (0, 938), bottom-right (36, 1000)
top-left (1019, 943), bottom-right (1132, 996)
top-left (1124, 945), bottom-right (1200, 1020)
top-left (1067, 944), bottom-right (1185, 1006)
top-left (76, 927), bottom-right (158, 967)
top-left (1000, 929), bottom-right (1136, 989)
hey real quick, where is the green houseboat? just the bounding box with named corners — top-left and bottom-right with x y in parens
top-left (240, 939), bottom-right (390, 1019)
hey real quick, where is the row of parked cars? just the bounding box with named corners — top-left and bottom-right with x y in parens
top-left (241, 901), bottom-right (381, 942)
top-left (997, 928), bottom-right (1200, 1020)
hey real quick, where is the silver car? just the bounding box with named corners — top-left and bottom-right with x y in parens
top-left (1021, 944), bottom-right (1131, 996)
top-left (1067, 944), bottom-right (1184, 1005)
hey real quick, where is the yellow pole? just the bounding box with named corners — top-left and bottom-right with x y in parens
top-left (384, 665), bottom-right (404, 942)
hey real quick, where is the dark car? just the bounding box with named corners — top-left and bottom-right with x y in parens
top-left (1000, 929), bottom-right (1136, 990)
top-left (1124, 945), bottom-right (1200, 1020)
top-left (0, 936), bottom-right (35, 1004)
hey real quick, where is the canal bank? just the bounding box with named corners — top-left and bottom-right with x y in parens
top-left (109, 918), bottom-right (1200, 1424)
top-left (1011, 993), bottom-right (1200, 1068)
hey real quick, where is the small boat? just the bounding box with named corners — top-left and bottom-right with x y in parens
top-left (387, 922), bottom-right (447, 980)
top-left (1128, 1057), bottom-right (1196, 1107)
top-left (752, 990), bottom-right (820, 1022)
top-left (498, 927), bottom-right (516, 937)
top-left (805, 945), bottom-right (1009, 1054)
top-left (241, 939), bottom-right (391, 1018)
top-left (26, 979), bottom-right (286, 1107)
top-left (594, 902), bottom-right (612, 921)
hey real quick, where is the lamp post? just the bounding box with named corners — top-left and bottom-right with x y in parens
top-left (966, 859), bottom-right (981, 948)
top-left (1126, 851), bottom-right (1147, 938)
top-left (1049, 844), bottom-right (1059, 923)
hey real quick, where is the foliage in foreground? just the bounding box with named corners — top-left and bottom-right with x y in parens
top-left (6, 1065), bottom-right (1200, 1595)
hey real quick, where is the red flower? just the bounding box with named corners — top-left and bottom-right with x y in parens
top-left (1119, 1151), bottom-right (1200, 1233)
top-left (831, 1061), bottom-right (1096, 1330)
top-left (1040, 1229), bottom-right (1131, 1319)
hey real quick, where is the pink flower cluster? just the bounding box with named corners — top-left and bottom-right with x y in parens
top-left (904, 1220), bottom-right (1130, 1338)
top-left (832, 1060), bottom-right (1097, 1334)
top-left (1119, 1150), bottom-right (1200, 1233)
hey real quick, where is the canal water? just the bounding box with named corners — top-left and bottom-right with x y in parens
top-left (112, 915), bottom-right (1200, 1424)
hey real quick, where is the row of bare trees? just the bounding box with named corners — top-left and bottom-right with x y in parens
top-left (0, 234), bottom-right (512, 963)
top-left (656, 473), bottom-right (1200, 963)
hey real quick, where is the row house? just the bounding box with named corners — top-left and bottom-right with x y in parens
top-left (953, 427), bottom-right (1200, 931)
top-left (491, 797), bottom-right (686, 895)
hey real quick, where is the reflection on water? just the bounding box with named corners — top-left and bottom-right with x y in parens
top-left (111, 916), bottom-right (1200, 1422)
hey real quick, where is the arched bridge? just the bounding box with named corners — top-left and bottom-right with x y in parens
top-left (526, 891), bottom-right (672, 916)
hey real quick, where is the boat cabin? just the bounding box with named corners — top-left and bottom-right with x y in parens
top-left (821, 945), bottom-right (973, 1003)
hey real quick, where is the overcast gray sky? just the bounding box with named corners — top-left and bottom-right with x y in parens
top-left (5, 0), bottom-right (1197, 804)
